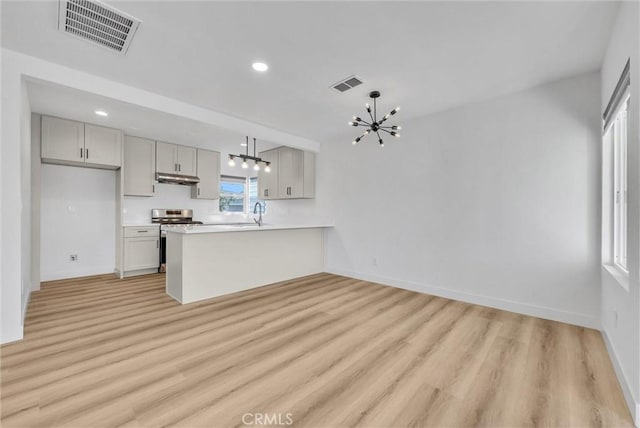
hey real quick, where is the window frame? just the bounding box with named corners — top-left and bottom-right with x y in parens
top-left (610, 94), bottom-right (630, 273)
top-left (219, 175), bottom-right (265, 215)
top-left (219, 174), bottom-right (248, 214)
top-left (248, 176), bottom-right (266, 214)
top-left (603, 89), bottom-right (630, 281)
top-left (602, 59), bottom-right (631, 289)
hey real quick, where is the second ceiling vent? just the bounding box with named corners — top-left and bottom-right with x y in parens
top-left (331, 75), bottom-right (364, 93)
top-left (58, 0), bottom-right (141, 54)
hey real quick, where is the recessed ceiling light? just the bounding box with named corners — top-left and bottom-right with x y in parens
top-left (252, 62), bottom-right (268, 72)
top-left (241, 143), bottom-right (247, 146)
top-left (95, 110), bottom-right (108, 117)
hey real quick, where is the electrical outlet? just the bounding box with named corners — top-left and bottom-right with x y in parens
top-left (70, 254), bottom-right (78, 262)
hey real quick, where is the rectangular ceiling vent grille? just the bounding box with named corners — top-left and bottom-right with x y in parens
top-left (58, 0), bottom-right (141, 54)
top-left (331, 75), bottom-right (363, 93)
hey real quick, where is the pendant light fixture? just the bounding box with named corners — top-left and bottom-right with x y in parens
top-left (228, 136), bottom-right (271, 172)
top-left (348, 91), bottom-right (401, 147)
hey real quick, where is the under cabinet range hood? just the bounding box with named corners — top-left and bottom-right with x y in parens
top-left (155, 172), bottom-right (200, 185)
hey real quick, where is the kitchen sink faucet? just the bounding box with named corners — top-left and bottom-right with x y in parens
top-left (253, 202), bottom-right (263, 227)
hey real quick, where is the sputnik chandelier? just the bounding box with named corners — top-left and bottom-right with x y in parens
top-left (348, 90), bottom-right (401, 146)
top-left (228, 136), bottom-right (271, 172)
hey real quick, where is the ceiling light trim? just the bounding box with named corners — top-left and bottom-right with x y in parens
top-left (252, 62), bottom-right (269, 72)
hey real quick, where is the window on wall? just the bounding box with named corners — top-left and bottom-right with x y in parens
top-left (219, 176), bottom-right (265, 214)
top-left (249, 177), bottom-right (266, 214)
top-left (609, 96), bottom-right (629, 272)
top-left (219, 175), bottom-right (246, 213)
top-left (603, 59), bottom-right (630, 276)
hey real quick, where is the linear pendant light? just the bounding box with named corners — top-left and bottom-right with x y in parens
top-left (228, 137), bottom-right (271, 172)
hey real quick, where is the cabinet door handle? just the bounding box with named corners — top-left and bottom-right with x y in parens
top-left (137, 230), bottom-right (149, 233)
top-left (197, 187), bottom-right (200, 196)
top-left (178, 163), bottom-right (181, 172)
top-left (264, 189), bottom-right (268, 197)
top-left (80, 148), bottom-right (84, 158)
top-left (86, 149), bottom-right (89, 159)
top-left (175, 163), bottom-right (178, 171)
top-left (152, 184), bottom-right (155, 193)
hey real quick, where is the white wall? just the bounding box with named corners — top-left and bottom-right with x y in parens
top-left (124, 183), bottom-right (221, 224)
top-left (40, 164), bottom-right (116, 281)
top-left (20, 81), bottom-right (31, 316)
top-left (600, 2), bottom-right (640, 424)
top-left (31, 113), bottom-right (41, 291)
top-left (1, 50), bottom-right (25, 343)
top-left (123, 183), bottom-right (326, 225)
top-left (324, 72), bottom-right (602, 328)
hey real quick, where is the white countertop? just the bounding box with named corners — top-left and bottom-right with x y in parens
top-left (165, 223), bottom-right (333, 234)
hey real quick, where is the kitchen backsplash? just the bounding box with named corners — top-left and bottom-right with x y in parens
top-left (123, 182), bottom-right (330, 225)
top-left (123, 183), bottom-right (247, 224)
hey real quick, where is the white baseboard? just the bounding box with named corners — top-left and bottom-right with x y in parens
top-left (122, 268), bottom-right (158, 278)
top-left (325, 268), bottom-right (600, 329)
top-left (41, 266), bottom-right (116, 282)
top-left (602, 330), bottom-right (640, 426)
top-left (165, 289), bottom-right (182, 304)
top-left (21, 287), bottom-right (31, 324)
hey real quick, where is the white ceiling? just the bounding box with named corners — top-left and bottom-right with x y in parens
top-left (26, 78), bottom-right (279, 154)
top-left (2, 1), bottom-right (619, 143)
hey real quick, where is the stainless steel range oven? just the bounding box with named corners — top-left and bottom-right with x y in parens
top-left (151, 209), bottom-right (202, 272)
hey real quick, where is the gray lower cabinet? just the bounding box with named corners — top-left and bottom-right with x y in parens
top-left (123, 226), bottom-right (159, 275)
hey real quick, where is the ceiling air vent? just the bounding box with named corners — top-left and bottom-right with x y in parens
top-left (58, 0), bottom-right (141, 54)
top-left (331, 75), bottom-right (363, 93)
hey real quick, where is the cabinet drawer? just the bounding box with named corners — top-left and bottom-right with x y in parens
top-left (124, 226), bottom-right (159, 237)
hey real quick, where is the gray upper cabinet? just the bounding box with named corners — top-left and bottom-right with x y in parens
top-left (192, 149), bottom-right (220, 200)
top-left (41, 116), bottom-right (122, 169)
top-left (156, 141), bottom-right (178, 174)
top-left (124, 136), bottom-right (156, 196)
top-left (156, 142), bottom-right (197, 176)
top-left (41, 116), bottom-right (84, 163)
top-left (278, 147), bottom-right (305, 199)
top-left (84, 124), bottom-right (122, 168)
top-left (257, 149), bottom-right (279, 200)
top-left (258, 146), bottom-right (315, 200)
top-left (177, 145), bottom-right (197, 176)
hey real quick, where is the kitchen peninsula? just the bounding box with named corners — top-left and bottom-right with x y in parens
top-left (165, 224), bottom-right (331, 303)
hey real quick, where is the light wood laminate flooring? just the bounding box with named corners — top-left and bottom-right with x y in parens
top-left (1, 273), bottom-right (633, 427)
